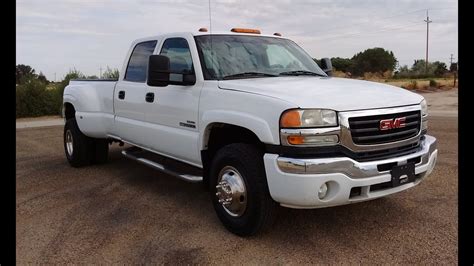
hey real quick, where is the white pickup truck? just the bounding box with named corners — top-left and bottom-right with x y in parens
top-left (63, 28), bottom-right (438, 236)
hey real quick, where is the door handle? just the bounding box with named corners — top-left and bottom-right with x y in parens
top-left (118, 90), bottom-right (125, 100)
top-left (145, 92), bottom-right (155, 103)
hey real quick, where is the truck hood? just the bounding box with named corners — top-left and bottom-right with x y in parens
top-left (218, 77), bottom-right (424, 111)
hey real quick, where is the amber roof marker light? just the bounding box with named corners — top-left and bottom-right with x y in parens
top-left (231, 28), bottom-right (261, 34)
top-left (199, 27), bottom-right (208, 32)
top-left (273, 32), bottom-right (282, 36)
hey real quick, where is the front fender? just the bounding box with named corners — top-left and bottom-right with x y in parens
top-left (200, 110), bottom-right (277, 150)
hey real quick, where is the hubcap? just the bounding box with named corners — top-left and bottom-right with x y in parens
top-left (215, 166), bottom-right (247, 217)
top-left (65, 130), bottom-right (73, 156)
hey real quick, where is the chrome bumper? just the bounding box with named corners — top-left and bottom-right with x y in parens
top-left (277, 135), bottom-right (437, 178)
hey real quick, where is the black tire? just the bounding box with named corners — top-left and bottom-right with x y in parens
top-left (210, 143), bottom-right (277, 236)
top-left (92, 139), bottom-right (109, 164)
top-left (64, 118), bottom-right (94, 167)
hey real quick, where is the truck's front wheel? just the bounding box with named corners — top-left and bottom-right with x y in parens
top-left (210, 143), bottom-right (277, 236)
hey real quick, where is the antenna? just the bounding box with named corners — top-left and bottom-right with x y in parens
top-left (208, 0), bottom-right (212, 34)
top-left (208, 0), bottom-right (216, 78)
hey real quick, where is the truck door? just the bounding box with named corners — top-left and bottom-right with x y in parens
top-left (143, 36), bottom-right (203, 166)
top-left (113, 40), bottom-right (157, 145)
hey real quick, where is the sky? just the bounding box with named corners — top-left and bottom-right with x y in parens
top-left (16, 0), bottom-right (458, 81)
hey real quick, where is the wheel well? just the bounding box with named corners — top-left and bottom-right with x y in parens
top-left (64, 102), bottom-right (75, 120)
top-left (201, 123), bottom-right (264, 188)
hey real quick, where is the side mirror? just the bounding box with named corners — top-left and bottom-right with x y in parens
top-left (148, 55), bottom-right (170, 87)
top-left (320, 58), bottom-right (332, 76)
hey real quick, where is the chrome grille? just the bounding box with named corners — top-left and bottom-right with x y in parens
top-left (348, 110), bottom-right (421, 145)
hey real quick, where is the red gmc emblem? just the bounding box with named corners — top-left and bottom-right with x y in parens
top-left (380, 117), bottom-right (406, 130)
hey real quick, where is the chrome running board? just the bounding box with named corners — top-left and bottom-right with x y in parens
top-left (121, 147), bottom-right (203, 183)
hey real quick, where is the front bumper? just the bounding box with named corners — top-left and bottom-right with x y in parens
top-left (263, 135), bottom-right (438, 208)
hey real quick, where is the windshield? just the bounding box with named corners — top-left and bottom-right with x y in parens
top-left (194, 35), bottom-right (327, 80)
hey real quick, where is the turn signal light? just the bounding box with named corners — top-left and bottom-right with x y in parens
top-left (287, 135), bottom-right (305, 145)
top-left (280, 110), bottom-right (301, 128)
top-left (287, 135), bottom-right (339, 146)
top-left (231, 28), bottom-right (261, 34)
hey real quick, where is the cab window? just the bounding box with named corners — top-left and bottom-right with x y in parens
top-left (160, 38), bottom-right (194, 74)
top-left (124, 40), bottom-right (157, 82)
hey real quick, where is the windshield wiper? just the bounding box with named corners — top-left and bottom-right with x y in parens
top-left (279, 70), bottom-right (326, 77)
top-left (222, 72), bottom-right (278, 80)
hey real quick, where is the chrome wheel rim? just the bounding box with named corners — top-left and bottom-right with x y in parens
top-left (65, 130), bottom-right (73, 156)
top-left (215, 166), bottom-right (247, 217)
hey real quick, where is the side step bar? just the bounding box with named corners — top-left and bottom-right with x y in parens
top-left (121, 148), bottom-right (203, 183)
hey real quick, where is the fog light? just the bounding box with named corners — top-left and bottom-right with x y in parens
top-left (318, 183), bottom-right (328, 199)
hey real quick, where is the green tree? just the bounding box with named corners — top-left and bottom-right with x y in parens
top-left (16, 64), bottom-right (37, 84)
top-left (16, 79), bottom-right (57, 117)
top-left (37, 72), bottom-right (49, 84)
top-left (410, 60), bottom-right (437, 76)
top-left (46, 69), bottom-right (86, 116)
top-left (350, 48), bottom-right (397, 76)
top-left (395, 60), bottom-right (448, 78)
top-left (331, 57), bottom-right (352, 72)
top-left (16, 68), bottom-right (92, 118)
top-left (398, 65), bottom-right (410, 73)
top-left (102, 66), bottom-right (120, 79)
top-left (87, 75), bottom-right (99, 79)
top-left (63, 68), bottom-right (85, 81)
top-left (394, 65), bottom-right (411, 78)
top-left (432, 61), bottom-right (447, 76)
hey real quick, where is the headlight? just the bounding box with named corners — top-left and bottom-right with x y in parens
top-left (420, 99), bottom-right (428, 117)
top-left (280, 109), bottom-right (338, 128)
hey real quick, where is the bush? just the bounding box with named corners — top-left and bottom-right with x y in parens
top-left (102, 67), bottom-right (120, 79)
top-left (332, 70), bottom-right (348, 78)
top-left (16, 66), bottom-right (86, 118)
top-left (429, 79), bottom-right (437, 87)
top-left (350, 48), bottom-right (397, 76)
top-left (406, 80), bottom-right (418, 90)
top-left (394, 60), bottom-right (447, 79)
top-left (331, 57), bottom-right (353, 72)
top-left (363, 72), bottom-right (384, 80)
top-left (16, 80), bottom-right (63, 118)
top-left (393, 72), bottom-right (436, 79)
top-left (382, 70), bottom-right (393, 79)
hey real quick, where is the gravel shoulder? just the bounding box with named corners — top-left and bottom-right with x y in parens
top-left (418, 88), bottom-right (458, 113)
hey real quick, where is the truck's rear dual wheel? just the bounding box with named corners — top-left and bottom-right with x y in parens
top-left (64, 118), bottom-right (109, 167)
top-left (210, 143), bottom-right (277, 236)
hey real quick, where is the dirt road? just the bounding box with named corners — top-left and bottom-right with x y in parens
top-left (16, 116), bottom-right (457, 264)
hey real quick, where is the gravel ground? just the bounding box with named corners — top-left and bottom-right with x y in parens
top-left (16, 116), bottom-right (457, 264)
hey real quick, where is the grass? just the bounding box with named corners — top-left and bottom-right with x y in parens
top-left (383, 78), bottom-right (456, 90)
top-left (332, 70), bottom-right (458, 90)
